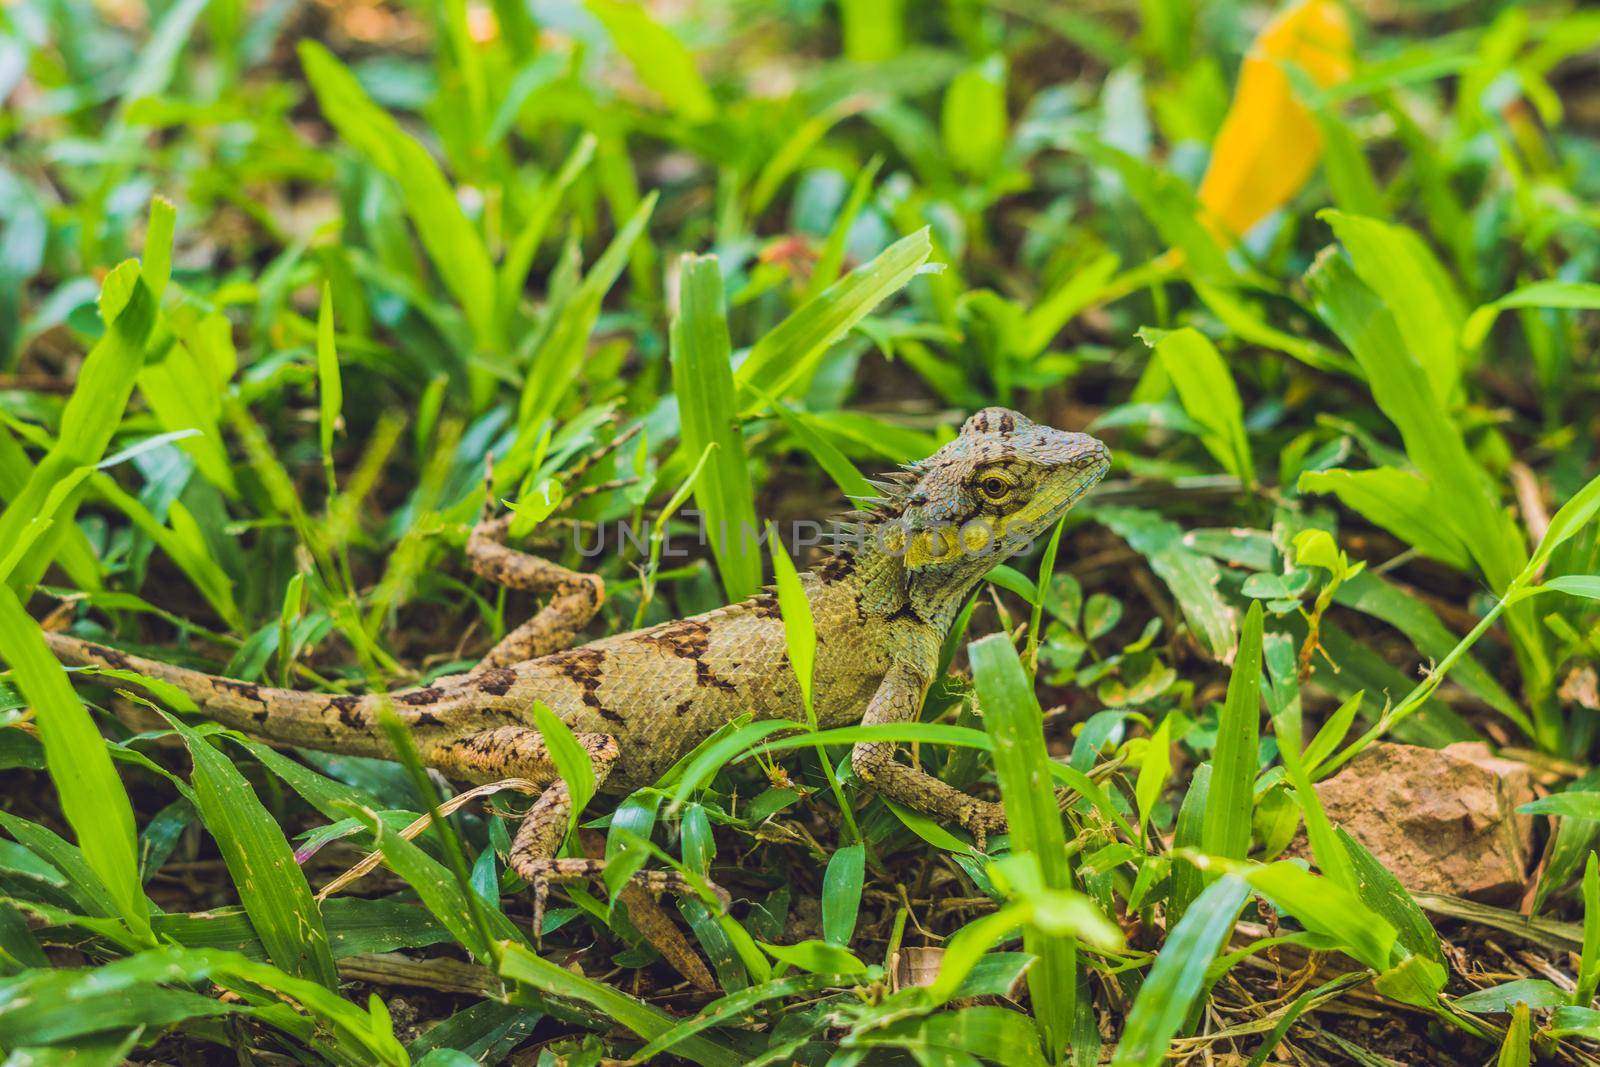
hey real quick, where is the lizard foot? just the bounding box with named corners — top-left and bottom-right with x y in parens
top-left (514, 856), bottom-right (731, 945)
top-left (958, 800), bottom-right (1008, 852)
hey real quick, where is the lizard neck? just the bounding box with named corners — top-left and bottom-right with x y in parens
top-left (828, 538), bottom-right (979, 636)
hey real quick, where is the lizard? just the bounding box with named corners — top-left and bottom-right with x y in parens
top-left (44, 407), bottom-right (1110, 934)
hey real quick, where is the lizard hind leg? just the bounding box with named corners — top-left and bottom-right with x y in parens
top-left (464, 509), bottom-right (605, 673)
top-left (438, 726), bottom-right (724, 969)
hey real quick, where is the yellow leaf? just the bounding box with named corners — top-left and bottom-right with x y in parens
top-left (1196, 0), bottom-right (1353, 242)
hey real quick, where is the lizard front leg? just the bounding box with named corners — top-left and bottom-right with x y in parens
top-left (851, 661), bottom-right (1008, 849)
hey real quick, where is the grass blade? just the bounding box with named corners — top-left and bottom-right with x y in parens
top-left (1111, 875), bottom-right (1250, 1066)
top-left (970, 633), bottom-right (1077, 1062)
top-left (735, 228), bottom-right (932, 400)
top-left (1200, 601), bottom-right (1263, 864)
top-left (164, 713), bottom-right (339, 988)
top-left (498, 942), bottom-right (741, 1067)
top-left (1143, 327), bottom-right (1255, 485)
top-left (671, 254), bottom-right (761, 601)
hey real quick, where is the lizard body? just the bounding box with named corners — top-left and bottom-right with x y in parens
top-left (46, 407), bottom-right (1108, 923)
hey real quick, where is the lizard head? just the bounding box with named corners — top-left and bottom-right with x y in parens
top-left (855, 407), bottom-right (1109, 622)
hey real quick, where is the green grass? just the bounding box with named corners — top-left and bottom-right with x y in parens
top-left (2, 0), bottom-right (1600, 1063)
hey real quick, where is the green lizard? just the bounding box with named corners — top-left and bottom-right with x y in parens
top-left (46, 407), bottom-right (1108, 920)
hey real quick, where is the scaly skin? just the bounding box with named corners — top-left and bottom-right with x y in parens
top-left (45, 407), bottom-right (1109, 957)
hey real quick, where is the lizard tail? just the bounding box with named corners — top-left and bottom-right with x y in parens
top-left (43, 632), bottom-right (460, 756)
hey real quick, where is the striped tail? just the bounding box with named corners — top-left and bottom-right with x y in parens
top-left (43, 632), bottom-right (469, 757)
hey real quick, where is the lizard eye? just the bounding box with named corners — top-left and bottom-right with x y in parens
top-left (977, 474), bottom-right (1012, 503)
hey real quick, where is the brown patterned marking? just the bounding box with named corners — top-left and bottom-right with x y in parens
top-left (414, 711), bottom-right (445, 728)
top-left (639, 619), bottom-right (736, 692)
top-left (251, 709), bottom-right (270, 725)
top-left (997, 411), bottom-right (1015, 434)
top-left (90, 644), bottom-right (132, 671)
top-left (217, 679), bottom-right (265, 704)
top-left (673, 698), bottom-right (694, 717)
top-left (748, 593), bottom-right (782, 619)
top-left (398, 687), bottom-right (446, 706)
top-left (547, 646), bottom-right (623, 722)
top-left (329, 694), bottom-right (366, 728)
top-left (816, 554), bottom-right (854, 582)
top-left (475, 668), bottom-right (517, 696)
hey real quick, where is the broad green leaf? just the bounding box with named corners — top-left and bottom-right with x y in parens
top-left (1297, 468), bottom-right (1473, 571)
top-left (1242, 860), bottom-right (1396, 971)
top-left (1305, 244), bottom-right (1534, 672)
top-left (1094, 507), bottom-right (1238, 662)
top-left (849, 1005), bottom-right (1049, 1067)
top-left (1453, 978), bottom-right (1565, 1014)
top-left (1322, 211), bottom-right (1466, 402)
top-left (822, 843), bottom-right (866, 946)
top-left (942, 54), bottom-right (1008, 177)
top-left (760, 938), bottom-right (867, 975)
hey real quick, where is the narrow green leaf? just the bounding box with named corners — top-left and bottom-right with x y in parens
top-left (1111, 875), bottom-right (1250, 1067)
top-left (299, 41), bottom-right (498, 346)
top-left (1201, 601), bottom-right (1263, 864)
top-left (1134, 715), bottom-right (1172, 832)
top-left (498, 942), bottom-right (741, 1067)
top-left (0, 591), bottom-right (150, 943)
top-left (584, 0), bottom-right (715, 122)
top-left (1462, 279), bottom-right (1600, 352)
top-left (164, 712), bottom-right (338, 988)
top-left (531, 701), bottom-right (596, 835)
top-left (970, 633), bottom-right (1077, 1061)
top-left (1144, 326), bottom-right (1255, 485)
top-left (316, 282), bottom-right (343, 471)
top-left (1321, 211), bottom-right (1466, 403)
top-left (736, 229), bottom-right (932, 399)
top-left (1577, 853), bottom-right (1600, 1007)
top-left (671, 254), bottom-right (761, 601)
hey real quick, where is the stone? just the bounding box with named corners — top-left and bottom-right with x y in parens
top-left (1310, 741), bottom-right (1535, 902)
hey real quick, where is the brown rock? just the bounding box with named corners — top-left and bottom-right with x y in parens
top-left (1311, 741), bottom-right (1535, 901)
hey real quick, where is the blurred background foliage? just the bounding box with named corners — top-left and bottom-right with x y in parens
top-left (1, 0), bottom-right (1599, 1062)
